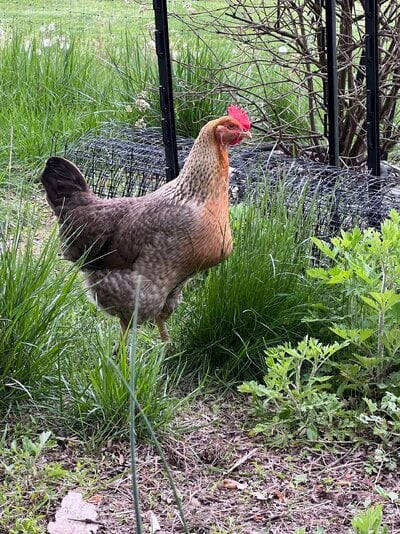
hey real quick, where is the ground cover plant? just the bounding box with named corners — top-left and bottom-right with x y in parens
top-left (1, 1), bottom-right (400, 532)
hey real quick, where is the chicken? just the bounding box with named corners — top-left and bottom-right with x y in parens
top-left (41, 106), bottom-right (251, 342)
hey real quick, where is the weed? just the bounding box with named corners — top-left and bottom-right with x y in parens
top-left (239, 337), bottom-right (353, 445)
top-left (307, 210), bottom-right (400, 397)
top-left (351, 504), bottom-right (389, 534)
top-left (0, 427), bottom-right (98, 533)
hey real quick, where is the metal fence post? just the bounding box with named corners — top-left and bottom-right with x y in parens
top-left (324, 0), bottom-right (340, 167)
top-left (365, 0), bottom-right (380, 177)
top-left (153, 0), bottom-right (180, 181)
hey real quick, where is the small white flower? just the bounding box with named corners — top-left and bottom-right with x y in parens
top-left (138, 4), bottom-right (146, 13)
top-left (183, 2), bottom-right (195, 14)
top-left (146, 22), bottom-right (156, 33)
top-left (170, 47), bottom-right (180, 61)
top-left (42, 38), bottom-right (52, 47)
top-left (59, 39), bottom-right (70, 50)
top-left (125, 105), bottom-right (133, 113)
top-left (48, 22), bottom-right (56, 31)
top-left (39, 25), bottom-right (46, 33)
top-left (278, 45), bottom-right (288, 54)
top-left (135, 98), bottom-right (151, 112)
top-left (135, 118), bottom-right (147, 129)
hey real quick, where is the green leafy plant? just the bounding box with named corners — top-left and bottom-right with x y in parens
top-left (358, 392), bottom-right (400, 447)
top-left (308, 210), bottom-right (400, 396)
top-left (239, 337), bottom-right (352, 445)
top-left (351, 504), bottom-right (389, 534)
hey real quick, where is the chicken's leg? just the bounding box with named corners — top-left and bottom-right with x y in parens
top-left (112, 319), bottom-right (130, 356)
top-left (155, 317), bottom-right (170, 343)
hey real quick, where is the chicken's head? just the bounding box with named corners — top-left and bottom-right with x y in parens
top-left (215, 105), bottom-right (252, 146)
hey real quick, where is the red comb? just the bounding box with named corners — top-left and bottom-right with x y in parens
top-left (227, 105), bottom-right (251, 131)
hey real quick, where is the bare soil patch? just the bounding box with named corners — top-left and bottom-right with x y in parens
top-left (44, 396), bottom-right (400, 533)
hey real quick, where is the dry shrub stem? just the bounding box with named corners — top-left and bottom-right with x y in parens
top-left (174, 0), bottom-right (400, 165)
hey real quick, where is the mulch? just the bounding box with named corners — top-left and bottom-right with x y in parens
top-left (71, 396), bottom-right (400, 533)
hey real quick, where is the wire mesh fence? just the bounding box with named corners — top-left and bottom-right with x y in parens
top-left (65, 123), bottom-right (400, 236)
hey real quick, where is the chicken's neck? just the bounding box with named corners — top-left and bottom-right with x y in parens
top-left (174, 129), bottom-right (229, 204)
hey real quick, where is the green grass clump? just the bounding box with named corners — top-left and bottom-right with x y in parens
top-left (64, 325), bottom-right (175, 444)
top-left (0, 28), bottom-right (240, 175)
top-left (174, 183), bottom-right (320, 378)
top-left (105, 35), bottom-right (239, 138)
top-left (0, 217), bottom-right (82, 402)
top-left (0, 33), bottom-right (120, 171)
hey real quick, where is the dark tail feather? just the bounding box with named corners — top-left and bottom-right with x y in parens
top-left (41, 156), bottom-right (90, 215)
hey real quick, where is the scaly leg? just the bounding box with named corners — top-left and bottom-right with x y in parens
top-left (155, 317), bottom-right (170, 343)
top-left (113, 319), bottom-right (130, 356)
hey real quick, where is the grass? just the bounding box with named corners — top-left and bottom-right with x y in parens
top-left (0, 0), bottom-right (224, 37)
top-left (0, 217), bottom-right (82, 402)
top-left (2, 1), bottom-right (398, 530)
top-left (0, 0), bottom-right (304, 175)
top-left (0, 33), bottom-right (126, 172)
top-left (0, 3), bottom-right (239, 174)
top-left (173, 182), bottom-right (323, 379)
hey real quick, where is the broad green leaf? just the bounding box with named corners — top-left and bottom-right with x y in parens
top-left (311, 237), bottom-right (337, 259)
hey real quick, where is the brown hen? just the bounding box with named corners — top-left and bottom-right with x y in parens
top-left (41, 107), bottom-right (251, 341)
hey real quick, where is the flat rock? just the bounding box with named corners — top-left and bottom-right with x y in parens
top-left (47, 491), bottom-right (100, 534)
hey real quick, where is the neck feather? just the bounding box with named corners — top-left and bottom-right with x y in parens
top-left (175, 125), bottom-right (229, 202)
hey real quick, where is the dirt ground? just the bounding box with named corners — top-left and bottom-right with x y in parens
top-left (44, 396), bottom-right (400, 534)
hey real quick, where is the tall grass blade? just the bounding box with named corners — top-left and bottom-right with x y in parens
top-left (174, 179), bottom-right (322, 379)
top-left (129, 277), bottom-right (143, 533)
top-left (107, 350), bottom-right (190, 534)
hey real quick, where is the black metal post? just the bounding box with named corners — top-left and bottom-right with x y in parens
top-left (324, 0), bottom-right (340, 167)
top-left (153, 0), bottom-right (179, 181)
top-left (365, 0), bottom-right (380, 176)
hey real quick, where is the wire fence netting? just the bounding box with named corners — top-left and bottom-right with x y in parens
top-left (65, 123), bottom-right (400, 236)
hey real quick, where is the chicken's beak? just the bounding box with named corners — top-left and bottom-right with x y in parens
top-left (241, 130), bottom-right (252, 139)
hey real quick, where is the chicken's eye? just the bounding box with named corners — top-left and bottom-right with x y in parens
top-left (227, 124), bottom-right (236, 130)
